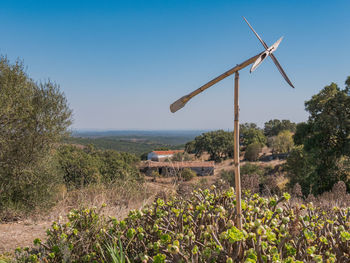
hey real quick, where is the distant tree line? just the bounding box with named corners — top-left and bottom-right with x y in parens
top-left (185, 119), bottom-right (296, 162)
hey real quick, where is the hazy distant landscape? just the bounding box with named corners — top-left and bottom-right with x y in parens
top-left (66, 130), bottom-right (207, 155)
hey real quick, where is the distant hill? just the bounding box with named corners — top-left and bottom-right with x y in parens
top-left (65, 130), bottom-right (208, 156)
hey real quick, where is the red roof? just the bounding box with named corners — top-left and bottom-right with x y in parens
top-left (152, 150), bottom-right (184, 155)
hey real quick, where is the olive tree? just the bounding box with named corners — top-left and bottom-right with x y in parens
top-left (0, 57), bottom-right (72, 212)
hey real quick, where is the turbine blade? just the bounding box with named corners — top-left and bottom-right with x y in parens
top-left (250, 37), bottom-right (282, 73)
top-left (270, 54), bottom-right (295, 88)
top-left (243, 17), bottom-right (295, 88)
top-left (250, 50), bottom-right (269, 72)
top-left (243, 16), bottom-right (268, 49)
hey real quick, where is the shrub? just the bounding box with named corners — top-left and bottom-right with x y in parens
top-left (57, 145), bottom-right (143, 189)
top-left (171, 152), bottom-right (193, 162)
top-left (0, 57), bottom-right (72, 215)
top-left (20, 187), bottom-right (350, 262)
top-left (180, 168), bottom-right (196, 181)
top-left (220, 170), bottom-right (235, 186)
top-left (244, 142), bottom-right (262, 161)
top-left (240, 163), bottom-right (264, 176)
top-left (151, 171), bottom-right (160, 182)
top-left (220, 170), bottom-right (260, 193)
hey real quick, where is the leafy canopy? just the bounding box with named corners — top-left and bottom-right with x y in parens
top-left (287, 77), bottom-right (350, 195)
top-left (0, 57), bottom-right (72, 212)
top-left (189, 130), bottom-right (234, 162)
top-left (240, 123), bottom-right (267, 147)
top-left (271, 130), bottom-right (294, 154)
top-left (264, 119), bottom-right (296, 137)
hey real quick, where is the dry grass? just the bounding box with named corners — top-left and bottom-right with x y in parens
top-left (0, 181), bottom-right (156, 254)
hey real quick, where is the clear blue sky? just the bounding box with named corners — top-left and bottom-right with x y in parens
top-left (1, 0), bottom-right (349, 130)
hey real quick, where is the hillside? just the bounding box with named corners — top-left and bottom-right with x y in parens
top-left (65, 130), bottom-right (207, 155)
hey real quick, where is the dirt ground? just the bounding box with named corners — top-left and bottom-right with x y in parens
top-left (0, 220), bottom-right (51, 254)
top-left (0, 178), bottom-right (178, 254)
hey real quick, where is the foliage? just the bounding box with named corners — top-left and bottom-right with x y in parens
top-left (151, 171), bottom-right (160, 182)
top-left (220, 170), bottom-right (235, 186)
top-left (240, 123), bottom-right (267, 147)
top-left (264, 119), bottom-right (296, 137)
top-left (287, 78), bottom-right (350, 195)
top-left (0, 254), bottom-right (12, 263)
top-left (57, 145), bottom-right (101, 188)
top-left (220, 164), bottom-right (271, 193)
top-left (57, 145), bottom-right (143, 189)
top-left (245, 143), bottom-right (262, 161)
top-left (170, 152), bottom-right (193, 162)
top-left (65, 133), bottom-right (190, 157)
top-left (285, 146), bottom-right (315, 196)
top-left (239, 123), bottom-right (258, 135)
top-left (271, 130), bottom-right (294, 154)
top-left (220, 170), bottom-right (260, 193)
top-left (190, 130), bottom-right (234, 162)
top-left (180, 168), bottom-right (196, 182)
top-left (19, 187), bottom-right (350, 262)
top-left (184, 140), bottom-right (196, 154)
top-left (241, 163), bottom-right (265, 176)
top-left (0, 57), bottom-right (72, 214)
top-left (102, 239), bottom-right (130, 263)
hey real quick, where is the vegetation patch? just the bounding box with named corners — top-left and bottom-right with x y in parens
top-left (16, 186), bottom-right (350, 262)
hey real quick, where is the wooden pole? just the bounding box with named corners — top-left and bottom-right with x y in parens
top-left (234, 71), bottom-right (242, 229)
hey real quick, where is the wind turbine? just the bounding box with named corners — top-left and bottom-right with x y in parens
top-left (170, 17), bottom-right (294, 229)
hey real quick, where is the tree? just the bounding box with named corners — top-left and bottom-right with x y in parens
top-left (0, 57), bottom-right (72, 212)
top-left (285, 145), bottom-right (315, 195)
top-left (184, 140), bottom-right (196, 154)
top-left (264, 119), bottom-right (296, 137)
top-left (271, 130), bottom-right (294, 154)
top-left (190, 130), bottom-right (234, 162)
top-left (286, 78), bottom-right (350, 195)
top-left (244, 142), bottom-right (262, 161)
top-left (57, 145), bottom-right (143, 188)
top-left (240, 123), bottom-right (258, 135)
top-left (240, 123), bottom-right (266, 147)
top-left (171, 152), bottom-right (193, 162)
top-left (57, 145), bottom-right (101, 188)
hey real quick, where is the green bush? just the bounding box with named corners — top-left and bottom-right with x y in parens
top-left (220, 170), bottom-right (235, 186)
top-left (19, 187), bottom-right (350, 262)
top-left (244, 142), bottom-right (262, 161)
top-left (57, 145), bottom-right (143, 189)
top-left (241, 163), bottom-right (264, 176)
top-left (180, 168), bottom-right (196, 181)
